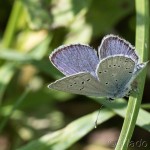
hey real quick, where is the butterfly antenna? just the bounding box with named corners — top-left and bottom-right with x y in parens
top-left (95, 105), bottom-right (104, 128)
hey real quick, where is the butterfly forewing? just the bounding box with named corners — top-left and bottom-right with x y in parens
top-left (99, 35), bottom-right (139, 63)
top-left (96, 56), bottom-right (135, 98)
top-left (50, 44), bottom-right (99, 76)
top-left (48, 72), bottom-right (108, 97)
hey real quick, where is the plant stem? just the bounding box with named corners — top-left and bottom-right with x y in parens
top-left (2, 0), bottom-right (23, 48)
top-left (115, 0), bottom-right (149, 149)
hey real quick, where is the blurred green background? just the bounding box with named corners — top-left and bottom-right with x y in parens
top-left (0, 0), bottom-right (149, 150)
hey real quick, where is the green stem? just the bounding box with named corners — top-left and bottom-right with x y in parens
top-left (2, 0), bottom-right (23, 48)
top-left (115, 0), bottom-right (149, 150)
top-left (0, 87), bottom-right (30, 133)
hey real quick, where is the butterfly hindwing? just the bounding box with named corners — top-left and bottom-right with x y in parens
top-left (96, 56), bottom-right (135, 98)
top-left (48, 72), bottom-right (107, 97)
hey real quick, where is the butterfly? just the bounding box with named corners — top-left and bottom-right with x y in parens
top-left (48, 34), bottom-right (147, 100)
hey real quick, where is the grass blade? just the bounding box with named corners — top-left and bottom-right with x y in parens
top-left (0, 63), bottom-right (16, 103)
top-left (17, 109), bottom-right (115, 150)
top-left (93, 98), bottom-right (150, 132)
top-left (115, 0), bottom-right (149, 149)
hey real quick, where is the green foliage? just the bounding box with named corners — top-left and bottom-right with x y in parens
top-left (0, 0), bottom-right (149, 150)
top-left (17, 109), bottom-right (115, 150)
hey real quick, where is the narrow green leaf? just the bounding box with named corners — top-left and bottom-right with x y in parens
top-left (2, 0), bottom-right (23, 48)
top-left (115, 0), bottom-right (149, 149)
top-left (0, 87), bottom-right (30, 132)
top-left (93, 98), bottom-right (150, 132)
top-left (17, 109), bottom-right (115, 150)
top-left (0, 63), bottom-right (16, 103)
top-left (0, 50), bottom-right (32, 61)
top-left (141, 103), bottom-right (150, 109)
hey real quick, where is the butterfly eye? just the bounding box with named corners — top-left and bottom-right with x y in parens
top-left (81, 81), bottom-right (84, 84)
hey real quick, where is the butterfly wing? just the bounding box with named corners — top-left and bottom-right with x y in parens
top-left (50, 44), bottom-right (99, 76)
top-left (96, 56), bottom-right (136, 98)
top-left (48, 72), bottom-right (107, 97)
top-left (98, 35), bottom-right (139, 63)
top-left (133, 62), bottom-right (148, 76)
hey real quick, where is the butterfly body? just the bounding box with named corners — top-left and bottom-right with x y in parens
top-left (48, 35), bottom-right (147, 99)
